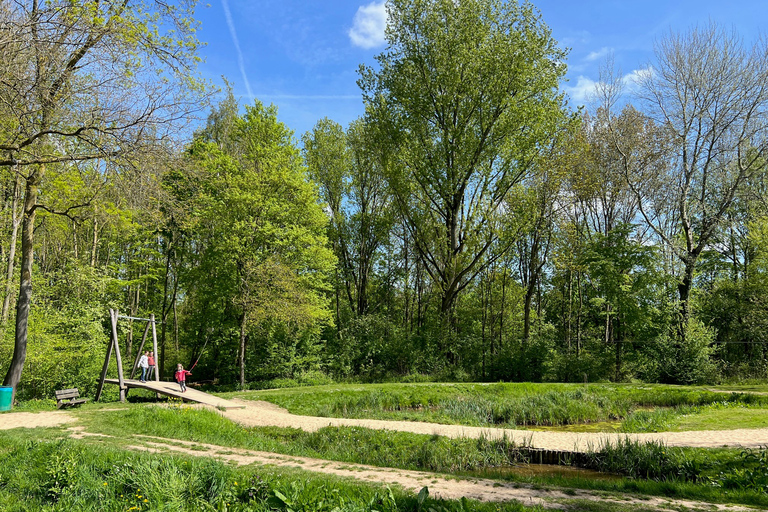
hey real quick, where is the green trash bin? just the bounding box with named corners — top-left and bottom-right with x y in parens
top-left (0, 386), bottom-right (12, 412)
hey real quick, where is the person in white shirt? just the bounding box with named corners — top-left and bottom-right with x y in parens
top-left (138, 352), bottom-right (149, 382)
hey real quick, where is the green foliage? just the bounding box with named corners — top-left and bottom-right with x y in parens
top-left (0, 261), bottom-right (116, 399)
top-left (584, 439), bottom-right (703, 482)
top-left (320, 388), bottom-right (631, 428)
top-left (176, 97), bottom-right (336, 386)
top-left (654, 319), bottom-right (720, 385)
top-left (714, 448), bottom-right (768, 492)
top-left (337, 314), bottom-right (412, 379)
top-left (542, 340), bottom-right (615, 383)
top-left (360, 0), bottom-right (570, 319)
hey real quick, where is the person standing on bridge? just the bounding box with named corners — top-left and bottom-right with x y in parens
top-left (138, 352), bottom-right (149, 382)
top-left (175, 363), bottom-right (192, 393)
top-left (147, 351), bottom-right (156, 380)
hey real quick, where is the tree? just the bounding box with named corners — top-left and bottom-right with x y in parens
top-left (360, 0), bottom-right (569, 334)
top-left (616, 24), bottom-right (768, 338)
top-left (186, 100), bottom-right (335, 387)
top-left (0, 0), bottom-right (205, 396)
top-left (303, 118), bottom-right (392, 319)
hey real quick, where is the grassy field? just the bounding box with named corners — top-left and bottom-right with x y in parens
top-left (2, 382), bottom-right (768, 511)
top-left (219, 382), bottom-right (768, 432)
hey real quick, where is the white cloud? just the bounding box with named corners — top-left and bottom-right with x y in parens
top-left (563, 75), bottom-right (598, 103)
top-left (585, 47), bottom-right (611, 62)
top-left (564, 68), bottom-right (655, 104)
top-left (349, 1), bottom-right (387, 49)
top-left (221, 0), bottom-right (254, 99)
top-left (622, 67), bottom-right (654, 91)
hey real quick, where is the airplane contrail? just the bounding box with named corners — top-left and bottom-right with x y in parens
top-left (221, 0), bottom-right (254, 99)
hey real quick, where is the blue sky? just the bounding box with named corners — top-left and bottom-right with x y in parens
top-left (193, 0), bottom-right (766, 139)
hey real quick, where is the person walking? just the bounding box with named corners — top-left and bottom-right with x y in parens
top-left (174, 364), bottom-right (192, 393)
top-left (138, 352), bottom-right (149, 382)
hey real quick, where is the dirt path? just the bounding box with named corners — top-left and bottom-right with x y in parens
top-left (222, 399), bottom-right (768, 452)
top-left (0, 411), bottom-right (76, 430)
top-left (125, 434), bottom-right (758, 512)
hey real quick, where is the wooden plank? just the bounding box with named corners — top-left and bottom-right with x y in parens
top-left (103, 379), bottom-right (245, 409)
top-left (112, 309), bottom-right (126, 402)
top-left (57, 398), bottom-right (86, 409)
top-left (151, 314), bottom-right (159, 382)
top-left (94, 309), bottom-right (116, 402)
top-left (55, 389), bottom-right (79, 399)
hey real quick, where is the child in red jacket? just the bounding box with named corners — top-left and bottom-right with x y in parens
top-left (174, 363), bottom-right (192, 392)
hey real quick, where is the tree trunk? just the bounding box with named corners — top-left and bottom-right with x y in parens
top-left (3, 169), bottom-right (42, 398)
top-left (677, 256), bottom-right (696, 340)
top-left (159, 238), bottom-right (175, 377)
top-left (238, 312), bottom-right (247, 388)
top-left (522, 281), bottom-right (536, 344)
top-left (90, 217), bottom-right (99, 267)
top-left (576, 271), bottom-right (582, 357)
top-left (1, 173), bottom-right (22, 325)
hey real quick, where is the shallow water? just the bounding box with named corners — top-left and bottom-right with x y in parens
top-left (465, 464), bottom-right (623, 481)
top-left (525, 420), bottom-right (622, 433)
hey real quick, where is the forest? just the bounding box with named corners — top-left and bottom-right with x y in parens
top-left (2, 0), bottom-right (768, 401)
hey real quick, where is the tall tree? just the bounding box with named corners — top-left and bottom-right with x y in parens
top-left (303, 118), bottom-right (392, 318)
top-left (187, 100), bottom-right (335, 387)
top-left (616, 24), bottom-right (768, 338)
top-left (0, 0), bottom-right (205, 395)
top-left (360, 0), bottom-right (569, 329)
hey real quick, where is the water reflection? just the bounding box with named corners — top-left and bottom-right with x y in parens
top-left (465, 464), bottom-right (623, 481)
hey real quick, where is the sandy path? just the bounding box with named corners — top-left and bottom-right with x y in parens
top-left (0, 411), bottom-right (76, 430)
top-left (126, 435), bottom-right (758, 512)
top-left (222, 399), bottom-right (768, 452)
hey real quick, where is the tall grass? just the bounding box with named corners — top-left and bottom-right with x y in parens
top-left (0, 437), bottom-right (534, 512)
top-left (620, 401), bottom-right (766, 432)
top-left (584, 439), bottom-right (703, 482)
top-left (232, 383), bottom-right (768, 431)
top-left (323, 388), bottom-right (631, 427)
top-left (79, 405), bottom-right (529, 474)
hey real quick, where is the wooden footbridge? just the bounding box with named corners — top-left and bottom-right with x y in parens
top-left (103, 378), bottom-right (244, 409)
top-left (95, 309), bottom-right (243, 410)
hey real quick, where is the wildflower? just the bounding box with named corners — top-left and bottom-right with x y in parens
top-left (234, 482), bottom-right (238, 486)
top-left (103, 482), bottom-right (108, 486)
top-left (144, 499), bottom-right (148, 502)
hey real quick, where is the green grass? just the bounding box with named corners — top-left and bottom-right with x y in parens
top-left (66, 403), bottom-right (768, 509)
top-left (0, 435), bottom-right (539, 512)
top-left (217, 382), bottom-right (768, 432)
top-left (8, 382), bottom-right (768, 510)
top-left (621, 402), bottom-right (768, 432)
top-left (76, 404), bottom-right (530, 474)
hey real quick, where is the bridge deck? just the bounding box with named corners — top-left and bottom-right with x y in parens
top-left (104, 379), bottom-right (245, 409)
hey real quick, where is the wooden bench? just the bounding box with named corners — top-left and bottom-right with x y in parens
top-left (55, 388), bottom-right (87, 409)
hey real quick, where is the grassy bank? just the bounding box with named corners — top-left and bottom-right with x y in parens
top-left (0, 434), bottom-right (535, 512)
top-left (219, 382), bottom-right (768, 431)
top-left (61, 403), bottom-right (768, 509)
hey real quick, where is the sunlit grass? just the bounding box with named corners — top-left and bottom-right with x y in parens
top-left (1, 436), bottom-right (539, 512)
top-left (5, 400), bottom-right (768, 509)
top-left (216, 382), bottom-right (768, 432)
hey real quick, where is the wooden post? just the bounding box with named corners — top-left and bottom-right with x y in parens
top-left (94, 308), bottom-right (116, 401)
top-left (129, 321), bottom-right (152, 379)
top-left (151, 314), bottom-right (159, 382)
top-left (112, 309), bottom-right (127, 402)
